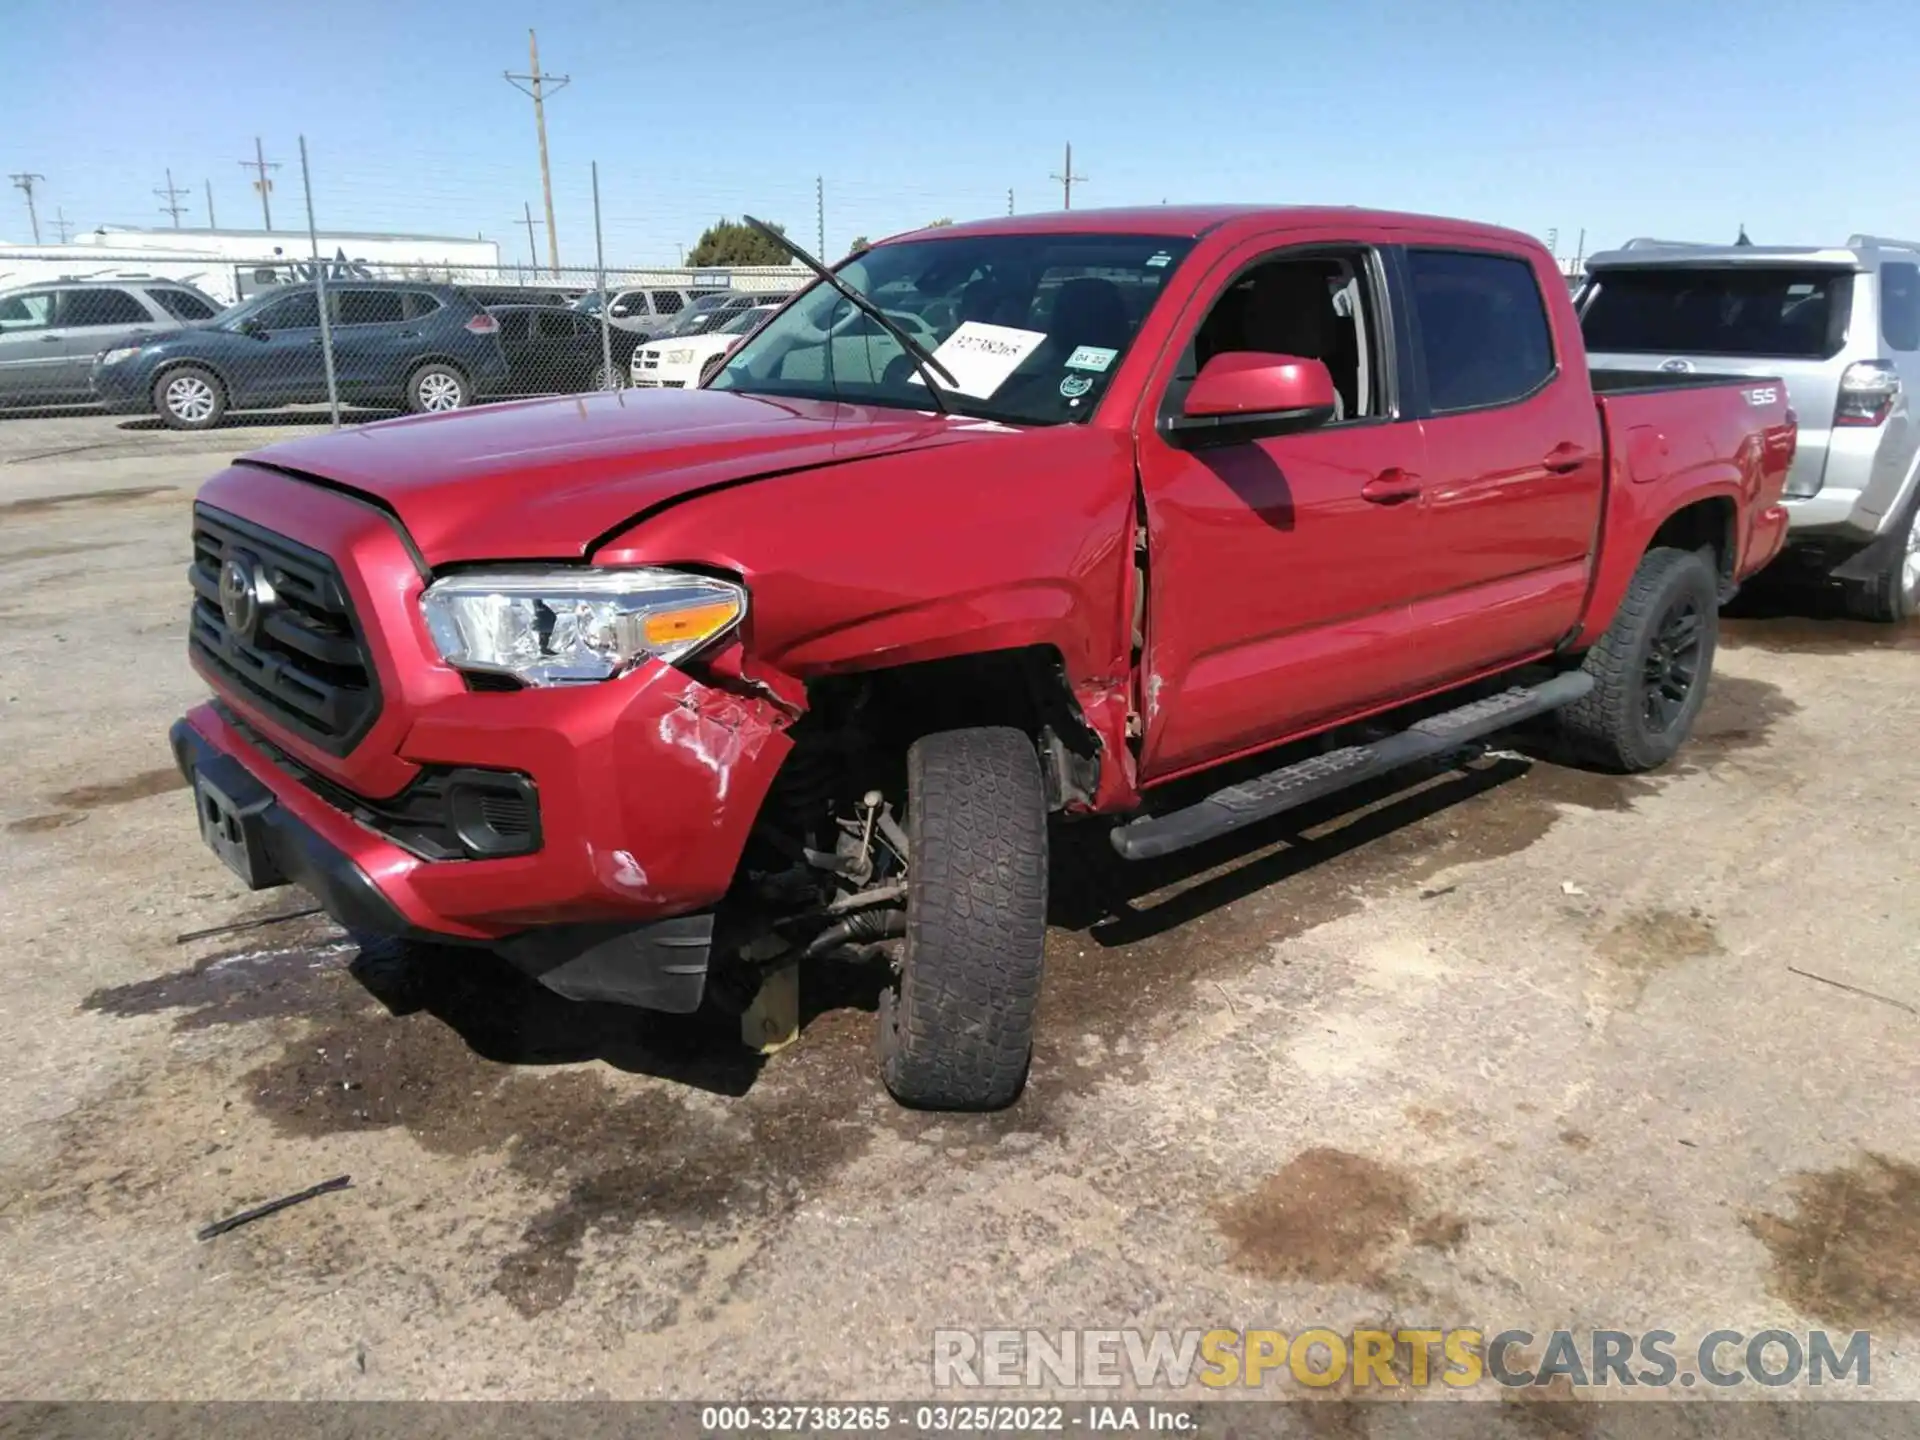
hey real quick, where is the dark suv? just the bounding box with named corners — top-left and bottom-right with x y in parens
top-left (91, 281), bottom-right (510, 429)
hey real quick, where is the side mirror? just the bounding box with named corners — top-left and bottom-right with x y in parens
top-left (1166, 352), bottom-right (1338, 444)
top-left (609, 303), bottom-right (631, 318)
top-left (240, 317), bottom-right (267, 339)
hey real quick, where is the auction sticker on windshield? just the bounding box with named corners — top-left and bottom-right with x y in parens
top-left (912, 322), bottom-right (1047, 399)
top-left (1065, 345), bottom-right (1117, 372)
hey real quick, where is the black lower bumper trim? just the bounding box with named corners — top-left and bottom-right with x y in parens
top-left (170, 716), bottom-right (713, 1012)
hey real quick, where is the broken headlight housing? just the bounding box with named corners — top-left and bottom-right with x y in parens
top-left (421, 567), bottom-right (745, 687)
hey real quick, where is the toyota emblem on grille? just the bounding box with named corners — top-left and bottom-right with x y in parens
top-left (1660, 357), bottom-right (1694, 374)
top-left (218, 554), bottom-right (275, 640)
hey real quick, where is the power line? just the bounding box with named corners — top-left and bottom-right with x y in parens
top-left (504, 28), bottom-right (570, 276)
top-left (239, 137), bottom-right (280, 230)
top-left (1050, 142), bottom-right (1087, 211)
top-left (155, 167), bottom-right (190, 227)
top-left (9, 173), bottom-right (45, 244)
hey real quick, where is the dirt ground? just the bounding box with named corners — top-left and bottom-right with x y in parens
top-left (1, 411), bottom-right (1917, 1405)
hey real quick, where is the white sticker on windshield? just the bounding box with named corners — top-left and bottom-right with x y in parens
top-left (1065, 345), bottom-right (1117, 373)
top-left (1146, 251), bottom-right (1172, 268)
top-left (910, 321), bottom-right (1047, 400)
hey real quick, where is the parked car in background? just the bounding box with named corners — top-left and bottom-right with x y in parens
top-left (651, 289), bottom-right (792, 340)
top-left (493, 304), bottom-right (637, 394)
top-left (0, 279), bottom-right (224, 407)
top-left (630, 304), bottom-right (776, 388)
top-left (582, 286), bottom-right (702, 338)
top-left (458, 284), bottom-right (579, 309)
top-left (1581, 235), bottom-right (1920, 620)
top-left (92, 281), bottom-right (509, 429)
top-left (168, 205), bottom-right (1792, 1111)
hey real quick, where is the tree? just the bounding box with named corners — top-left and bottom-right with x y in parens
top-left (686, 218), bottom-right (792, 267)
top-left (848, 235), bottom-right (870, 255)
top-left (925, 217), bottom-right (954, 228)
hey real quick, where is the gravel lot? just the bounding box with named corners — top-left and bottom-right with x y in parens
top-left (1, 411), bottom-right (1917, 1406)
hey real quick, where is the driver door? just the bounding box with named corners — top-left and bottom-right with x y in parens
top-left (1135, 227), bottom-right (1430, 780)
top-left (238, 287), bottom-right (325, 404)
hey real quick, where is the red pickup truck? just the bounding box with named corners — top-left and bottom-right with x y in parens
top-left (171, 206), bottom-right (1794, 1109)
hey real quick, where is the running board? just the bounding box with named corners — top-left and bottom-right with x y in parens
top-left (1109, 672), bottom-right (1594, 862)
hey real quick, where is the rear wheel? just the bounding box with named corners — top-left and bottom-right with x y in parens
top-left (1843, 495), bottom-right (1920, 623)
top-left (154, 365), bottom-right (226, 431)
top-left (406, 363), bottom-right (470, 414)
top-left (698, 352), bottom-right (729, 386)
top-left (1558, 546), bottom-right (1719, 772)
top-left (591, 361), bottom-right (622, 391)
top-left (878, 727), bottom-right (1048, 1111)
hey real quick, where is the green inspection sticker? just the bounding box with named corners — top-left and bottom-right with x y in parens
top-left (1065, 345), bottom-right (1118, 372)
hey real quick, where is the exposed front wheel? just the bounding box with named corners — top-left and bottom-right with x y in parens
top-left (878, 727), bottom-right (1048, 1111)
top-left (1843, 495), bottom-right (1920, 623)
top-left (405, 363), bottom-right (471, 414)
top-left (154, 366), bottom-right (227, 431)
top-left (1558, 546), bottom-right (1720, 773)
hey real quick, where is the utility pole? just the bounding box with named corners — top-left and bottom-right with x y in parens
top-left (9, 173), bottom-right (45, 244)
top-left (816, 175), bottom-right (825, 259)
top-left (1050, 142), bottom-right (1086, 211)
top-left (205, 180), bottom-right (218, 230)
top-left (51, 208), bottom-right (73, 244)
top-left (504, 28), bottom-right (569, 277)
top-left (518, 202), bottom-right (540, 271)
top-left (1008, 188), bottom-right (1014, 216)
top-left (155, 168), bottom-right (190, 227)
top-left (239, 137), bottom-right (279, 230)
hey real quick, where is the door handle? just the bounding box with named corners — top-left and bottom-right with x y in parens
top-left (1361, 468), bottom-right (1422, 504)
top-left (396, 329), bottom-right (421, 338)
top-left (40, 334), bottom-right (62, 343)
top-left (1544, 442), bottom-right (1592, 474)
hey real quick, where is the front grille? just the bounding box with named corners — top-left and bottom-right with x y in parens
top-left (216, 703), bottom-right (540, 860)
top-left (189, 505), bottom-right (379, 754)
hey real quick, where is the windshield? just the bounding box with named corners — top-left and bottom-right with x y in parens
top-left (708, 232), bottom-right (1193, 425)
top-left (719, 305), bottom-right (773, 335)
top-left (573, 291), bottom-right (603, 314)
top-left (1581, 266), bottom-right (1853, 360)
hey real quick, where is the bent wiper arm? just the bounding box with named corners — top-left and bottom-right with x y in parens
top-left (741, 215), bottom-right (957, 415)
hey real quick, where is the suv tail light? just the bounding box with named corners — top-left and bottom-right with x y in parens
top-left (464, 313), bottom-right (500, 335)
top-left (1836, 360), bottom-right (1900, 427)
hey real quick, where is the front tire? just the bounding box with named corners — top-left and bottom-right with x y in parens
top-left (154, 365), bottom-right (226, 431)
top-left (1558, 546), bottom-right (1720, 773)
top-left (405, 363), bottom-right (471, 415)
top-left (879, 727), bottom-right (1048, 1111)
top-left (1843, 494), bottom-right (1920, 623)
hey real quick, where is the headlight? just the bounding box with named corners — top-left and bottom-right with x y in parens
top-left (101, 347), bottom-right (142, 365)
top-left (420, 567), bottom-right (745, 686)
top-left (666, 348), bottom-right (696, 365)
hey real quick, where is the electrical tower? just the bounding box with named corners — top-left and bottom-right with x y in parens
top-left (1050, 143), bottom-right (1087, 211)
top-left (239, 137), bottom-right (279, 230)
top-left (505, 29), bottom-right (570, 276)
top-left (9, 173), bottom-right (45, 244)
top-left (155, 168), bottom-right (190, 227)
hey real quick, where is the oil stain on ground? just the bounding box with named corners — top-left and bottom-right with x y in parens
top-left (0, 485), bottom-right (178, 517)
top-left (1593, 907), bottom-right (1722, 1007)
top-left (1744, 1153), bottom-right (1920, 1329)
top-left (11, 767), bottom-right (190, 835)
top-left (1215, 1147), bottom-right (1465, 1286)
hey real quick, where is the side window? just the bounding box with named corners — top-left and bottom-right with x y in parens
top-left (151, 289), bottom-right (219, 321)
top-left (337, 290), bottom-right (406, 326)
top-left (254, 290), bottom-right (320, 330)
top-left (495, 312), bottom-right (531, 344)
top-left (0, 291), bottom-right (57, 330)
top-left (652, 290), bottom-right (687, 315)
top-left (536, 311), bottom-right (579, 340)
top-left (1406, 249), bottom-right (1555, 413)
top-left (403, 291), bottom-right (444, 321)
top-left (1188, 250), bottom-right (1385, 422)
top-left (61, 289), bottom-right (151, 327)
top-left (1880, 261), bottom-right (1920, 353)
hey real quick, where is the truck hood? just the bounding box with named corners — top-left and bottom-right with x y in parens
top-left (236, 388), bottom-right (993, 564)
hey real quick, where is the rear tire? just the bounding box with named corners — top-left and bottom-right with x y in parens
top-left (1558, 546), bottom-right (1719, 773)
top-left (591, 361), bottom-right (622, 391)
top-left (698, 352), bottom-right (728, 387)
top-left (405, 363), bottom-right (470, 415)
top-left (154, 365), bottom-right (226, 431)
top-left (1842, 494), bottom-right (1920, 623)
top-left (879, 727), bottom-right (1048, 1111)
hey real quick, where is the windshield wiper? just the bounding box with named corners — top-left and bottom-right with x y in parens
top-left (742, 215), bottom-right (958, 415)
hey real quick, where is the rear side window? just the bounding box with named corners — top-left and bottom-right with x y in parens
top-left (0, 291), bottom-right (56, 329)
top-left (651, 290), bottom-right (687, 315)
top-left (403, 291), bottom-right (444, 320)
top-left (336, 290), bottom-right (406, 326)
top-left (1580, 267), bottom-right (1850, 360)
top-left (1879, 262), bottom-right (1919, 352)
top-left (495, 311), bottom-right (531, 343)
top-left (536, 310), bottom-right (579, 340)
top-left (1406, 249), bottom-right (1555, 413)
top-left (62, 289), bottom-right (150, 327)
top-left (151, 289), bottom-right (218, 321)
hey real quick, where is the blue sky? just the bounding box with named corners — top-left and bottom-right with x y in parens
top-left (3, 0), bottom-right (1903, 268)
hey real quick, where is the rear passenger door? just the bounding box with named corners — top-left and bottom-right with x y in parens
top-left (1395, 245), bottom-right (1604, 688)
top-left (327, 288), bottom-right (410, 397)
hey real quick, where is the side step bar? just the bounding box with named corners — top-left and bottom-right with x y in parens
top-left (1109, 672), bottom-right (1594, 862)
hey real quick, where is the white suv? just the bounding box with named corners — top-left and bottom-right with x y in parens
top-left (1581, 236), bottom-right (1920, 620)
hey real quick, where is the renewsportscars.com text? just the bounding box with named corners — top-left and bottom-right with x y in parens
top-left (932, 1328), bottom-right (1872, 1390)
